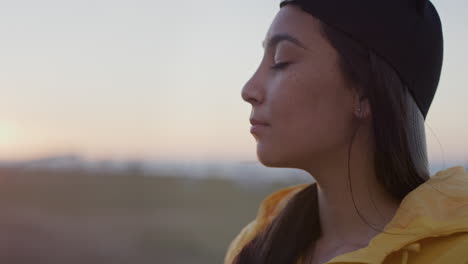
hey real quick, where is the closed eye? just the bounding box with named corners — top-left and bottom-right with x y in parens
top-left (270, 62), bottom-right (290, 70)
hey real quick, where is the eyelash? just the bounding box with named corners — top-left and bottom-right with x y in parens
top-left (270, 61), bottom-right (290, 70)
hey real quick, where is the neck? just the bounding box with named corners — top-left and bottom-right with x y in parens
top-left (305, 124), bottom-right (401, 249)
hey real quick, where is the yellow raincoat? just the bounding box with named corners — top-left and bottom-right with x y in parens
top-left (224, 166), bottom-right (468, 264)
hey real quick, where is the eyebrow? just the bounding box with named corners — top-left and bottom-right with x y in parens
top-left (262, 33), bottom-right (307, 50)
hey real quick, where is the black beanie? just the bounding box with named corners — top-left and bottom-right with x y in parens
top-left (279, 0), bottom-right (444, 119)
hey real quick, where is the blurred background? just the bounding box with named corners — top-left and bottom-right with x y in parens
top-left (0, 0), bottom-right (466, 263)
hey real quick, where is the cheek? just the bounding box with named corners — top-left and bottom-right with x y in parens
top-left (270, 66), bottom-right (328, 131)
top-left (268, 64), bottom-right (352, 156)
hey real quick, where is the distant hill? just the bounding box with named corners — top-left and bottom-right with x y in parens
top-left (0, 154), bottom-right (464, 185)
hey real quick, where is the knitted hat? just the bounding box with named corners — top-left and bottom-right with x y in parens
top-left (280, 0), bottom-right (444, 119)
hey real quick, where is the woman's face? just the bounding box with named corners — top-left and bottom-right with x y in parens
top-left (241, 5), bottom-right (358, 169)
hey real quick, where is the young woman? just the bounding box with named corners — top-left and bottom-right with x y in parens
top-left (225, 1), bottom-right (468, 264)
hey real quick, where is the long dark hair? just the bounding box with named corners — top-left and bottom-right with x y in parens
top-left (232, 20), bottom-right (430, 264)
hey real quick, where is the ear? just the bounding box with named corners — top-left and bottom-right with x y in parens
top-left (354, 94), bottom-right (371, 119)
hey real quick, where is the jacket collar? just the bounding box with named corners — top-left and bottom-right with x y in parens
top-left (327, 166), bottom-right (468, 264)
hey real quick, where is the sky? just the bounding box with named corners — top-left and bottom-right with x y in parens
top-left (0, 0), bottom-right (467, 167)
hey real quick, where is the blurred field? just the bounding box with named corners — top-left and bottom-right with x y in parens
top-left (0, 167), bottom-right (308, 264)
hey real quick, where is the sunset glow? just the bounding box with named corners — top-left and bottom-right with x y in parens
top-left (0, 0), bottom-right (466, 167)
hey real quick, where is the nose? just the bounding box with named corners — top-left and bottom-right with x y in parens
top-left (241, 70), bottom-right (264, 106)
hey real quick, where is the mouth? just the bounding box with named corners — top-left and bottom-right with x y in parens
top-left (249, 118), bottom-right (269, 126)
top-left (250, 124), bottom-right (268, 134)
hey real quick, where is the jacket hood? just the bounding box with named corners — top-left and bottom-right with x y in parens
top-left (224, 166), bottom-right (468, 264)
top-left (325, 165), bottom-right (468, 264)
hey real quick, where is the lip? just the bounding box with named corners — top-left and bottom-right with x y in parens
top-left (250, 118), bottom-right (269, 126)
top-left (250, 124), bottom-right (268, 134)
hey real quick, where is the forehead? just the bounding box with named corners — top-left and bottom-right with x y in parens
top-left (264, 5), bottom-right (323, 49)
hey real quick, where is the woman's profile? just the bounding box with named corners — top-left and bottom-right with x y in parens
top-left (225, 1), bottom-right (468, 264)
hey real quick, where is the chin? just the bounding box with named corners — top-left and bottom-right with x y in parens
top-left (256, 142), bottom-right (288, 168)
top-left (256, 142), bottom-right (275, 167)
top-left (257, 142), bottom-right (312, 170)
